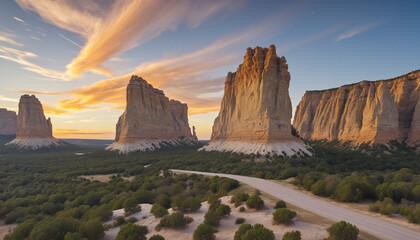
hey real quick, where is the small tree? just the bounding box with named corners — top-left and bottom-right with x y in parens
top-left (327, 221), bottom-right (359, 240)
top-left (149, 235), bottom-right (165, 240)
top-left (180, 196), bottom-right (202, 212)
top-left (116, 222), bottom-right (148, 240)
top-left (246, 194), bottom-right (264, 209)
top-left (193, 224), bottom-right (215, 240)
top-left (273, 208), bottom-right (297, 225)
top-left (150, 204), bottom-right (168, 218)
top-left (233, 224), bottom-right (252, 240)
top-left (204, 209), bottom-right (222, 227)
top-left (274, 200), bottom-right (286, 209)
top-left (79, 219), bottom-right (104, 240)
top-left (283, 230), bottom-right (301, 240)
top-left (123, 198), bottom-right (141, 216)
top-left (157, 212), bottom-right (192, 230)
top-left (234, 224), bottom-right (274, 240)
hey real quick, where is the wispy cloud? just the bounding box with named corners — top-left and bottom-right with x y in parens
top-left (57, 32), bottom-right (82, 48)
top-left (30, 36), bottom-right (42, 41)
top-left (13, 16), bottom-right (26, 23)
top-left (43, 103), bottom-right (68, 115)
top-left (0, 46), bottom-right (67, 81)
top-left (0, 32), bottom-right (24, 46)
top-left (16, 0), bottom-right (242, 79)
top-left (0, 95), bottom-right (18, 102)
top-left (336, 21), bottom-right (385, 42)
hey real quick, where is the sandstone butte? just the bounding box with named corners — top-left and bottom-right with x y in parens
top-left (106, 75), bottom-right (198, 153)
top-left (6, 94), bottom-right (63, 149)
top-left (0, 108), bottom-right (17, 136)
top-left (293, 69), bottom-right (420, 145)
top-left (200, 45), bottom-right (311, 156)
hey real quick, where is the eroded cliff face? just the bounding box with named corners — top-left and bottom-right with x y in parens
top-left (106, 76), bottom-right (197, 153)
top-left (0, 108), bottom-right (17, 136)
top-left (201, 45), bottom-right (310, 156)
top-left (7, 95), bottom-right (62, 149)
top-left (293, 70), bottom-right (420, 144)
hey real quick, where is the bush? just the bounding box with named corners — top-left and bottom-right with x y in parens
top-left (408, 205), bottom-right (420, 223)
top-left (79, 219), bottom-right (104, 240)
top-left (282, 231), bottom-right (301, 240)
top-left (123, 198), bottom-right (141, 216)
top-left (230, 193), bottom-right (250, 205)
top-left (274, 200), bottom-right (286, 209)
top-left (127, 217), bottom-right (137, 223)
top-left (369, 198), bottom-right (396, 215)
top-left (28, 217), bottom-right (79, 240)
top-left (154, 194), bottom-right (171, 209)
top-left (235, 218), bottom-right (245, 224)
top-left (326, 221), bottom-right (359, 240)
top-left (4, 219), bottom-right (36, 240)
top-left (116, 222), bottom-right (148, 240)
top-left (273, 208), bottom-right (297, 225)
top-left (311, 180), bottom-right (326, 196)
top-left (64, 232), bottom-right (84, 240)
top-left (149, 235), bottom-right (165, 240)
top-left (234, 224), bottom-right (274, 240)
top-left (193, 224), bottom-right (215, 240)
top-left (239, 206), bottom-right (245, 212)
top-left (246, 194), bottom-right (264, 209)
top-left (113, 216), bottom-right (125, 227)
top-left (204, 209), bottom-right (222, 227)
top-left (180, 196), bottom-right (202, 212)
top-left (151, 204), bottom-right (168, 218)
top-left (157, 212), bottom-right (191, 230)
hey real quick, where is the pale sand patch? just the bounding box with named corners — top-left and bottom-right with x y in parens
top-left (78, 174), bottom-right (134, 182)
top-left (103, 196), bottom-right (328, 240)
top-left (0, 223), bottom-right (17, 240)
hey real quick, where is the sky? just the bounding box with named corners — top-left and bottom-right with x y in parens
top-left (0, 0), bottom-right (419, 140)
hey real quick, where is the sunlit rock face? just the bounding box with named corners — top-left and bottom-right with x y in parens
top-left (106, 75), bottom-right (197, 153)
top-left (201, 45), bottom-right (310, 156)
top-left (0, 108), bottom-right (17, 136)
top-left (293, 70), bottom-right (420, 145)
top-left (7, 95), bottom-right (63, 149)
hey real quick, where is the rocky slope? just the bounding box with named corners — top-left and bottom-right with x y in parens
top-left (6, 95), bottom-right (63, 149)
top-left (201, 45), bottom-right (310, 156)
top-left (106, 76), bottom-right (197, 153)
top-left (0, 108), bottom-right (17, 136)
top-left (293, 70), bottom-right (420, 145)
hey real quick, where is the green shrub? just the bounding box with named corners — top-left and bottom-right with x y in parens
top-left (326, 221), bottom-right (359, 240)
top-left (157, 212), bottom-right (191, 230)
top-left (282, 231), bottom-right (301, 240)
top-left (204, 209), bottom-right (222, 227)
top-left (113, 216), bottom-right (125, 227)
top-left (239, 206), bottom-right (245, 212)
top-left (79, 219), bottom-right (104, 240)
top-left (116, 222), bottom-right (148, 240)
top-left (180, 196), bottom-right (201, 212)
top-left (4, 219), bottom-right (36, 240)
top-left (149, 235), bottom-right (165, 240)
top-left (408, 205), bottom-right (420, 223)
top-left (235, 218), bottom-right (245, 224)
top-left (368, 198), bottom-right (396, 215)
top-left (64, 232), bottom-right (85, 240)
top-left (273, 208), bottom-right (297, 225)
top-left (230, 193), bottom-right (250, 204)
top-left (234, 224), bottom-right (274, 240)
top-left (151, 204), bottom-right (168, 218)
top-left (154, 194), bottom-right (171, 209)
top-left (127, 217), bottom-right (137, 223)
top-left (246, 194), bottom-right (264, 209)
top-left (193, 224), bottom-right (215, 240)
top-left (123, 198), bottom-right (141, 216)
top-left (274, 200), bottom-right (286, 209)
top-left (28, 217), bottom-right (79, 240)
top-left (311, 180), bottom-right (326, 196)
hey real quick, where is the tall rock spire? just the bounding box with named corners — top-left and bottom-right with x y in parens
top-left (201, 45), bottom-right (310, 156)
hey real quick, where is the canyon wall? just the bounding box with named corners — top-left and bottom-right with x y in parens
top-left (0, 108), bottom-right (17, 136)
top-left (201, 45), bottom-right (310, 156)
top-left (106, 75), bottom-right (197, 153)
top-left (293, 70), bottom-right (420, 144)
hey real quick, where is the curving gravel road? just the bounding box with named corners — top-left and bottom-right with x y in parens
top-left (172, 169), bottom-right (420, 240)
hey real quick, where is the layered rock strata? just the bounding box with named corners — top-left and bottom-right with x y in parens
top-left (0, 108), bottom-right (17, 136)
top-left (106, 76), bottom-right (197, 153)
top-left (201, 45), bottom-right (310, 156)
top-left (6, 95), bottom-right (63, 149)
top-left (293, 70), bottom-right (420, 145)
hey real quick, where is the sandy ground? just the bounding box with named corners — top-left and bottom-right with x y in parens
top-left (78, 174), bottom-right (134, 182)
top-left (0, 223), bottom-right (17, 240)
top-left (103, 196), bottom-right (328, 240)
top-left (274, 180), bottom-right (420, 232)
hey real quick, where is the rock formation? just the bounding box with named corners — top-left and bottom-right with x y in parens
top-left (0, 108), bottom-right (17, 136)
top-left (201, 45), bottom-right (310, 156)
top-left (293, 70), bottom-right (420, 145)
top-left (6, 95), bottom-right (63, 149)
top-left (106, 76), bottom-right (197, 153)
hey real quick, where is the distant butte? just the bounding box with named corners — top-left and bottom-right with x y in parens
top-left (106, 75), bottom-right (198, 153)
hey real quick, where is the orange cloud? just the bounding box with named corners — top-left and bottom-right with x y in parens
top-left (43, 103), bottom-right (69, 115)
top-left (16, 0), bottom-right (241, 78)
